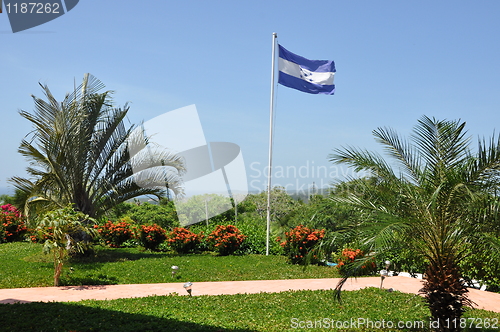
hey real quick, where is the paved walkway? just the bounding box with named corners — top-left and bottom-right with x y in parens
top-left (0, 276), bottom-right (498, 313)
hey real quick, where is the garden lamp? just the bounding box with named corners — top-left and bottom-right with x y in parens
top-left (380, 260), bottom-right (391, 289)
top-left (183, 282), bottom-right (193, 296)
top-left (171, 265), bottom-right (179, 277)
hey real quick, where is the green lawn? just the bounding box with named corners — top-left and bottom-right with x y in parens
top-left (0, 242), bottom-right (339, 288)
top-left (1, 288), bottom-right (499, 331)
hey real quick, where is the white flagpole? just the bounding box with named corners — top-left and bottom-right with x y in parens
top-left (266, 32), bottom-right (278, 256)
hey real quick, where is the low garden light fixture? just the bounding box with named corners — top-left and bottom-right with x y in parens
top-left (171, 265), bottom-right (179, 277)
top-left (183, 281), bottom-right (193, 296)
top-left (380, 260), bottom-right (391, 289)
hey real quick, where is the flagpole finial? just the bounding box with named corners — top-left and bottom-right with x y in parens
top-left (273, 32), bottom-right (277, 38)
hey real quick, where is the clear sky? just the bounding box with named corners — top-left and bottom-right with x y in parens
top-left (1, 0), bottom-right (500, 196)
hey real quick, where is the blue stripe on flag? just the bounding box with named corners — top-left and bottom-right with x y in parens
top-left (278, 71), bottom-right (335, 95)
top-left (278, 45), bottom-right (335, 73)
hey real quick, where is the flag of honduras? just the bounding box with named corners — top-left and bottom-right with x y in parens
top-left (278, 45), bottom-right (336, 95)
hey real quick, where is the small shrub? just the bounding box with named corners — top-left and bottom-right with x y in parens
top-left (207, 224), bottom-right (246, 256)
top-left (336, 248), bottom-right (376, 276)
top-left (37, 206), bottom-right (97, 286)
top-left (96, 220), bottom-right (134, 248)
top-left (139, 224), bottom-right (167, 251)
top-left (279, 225), bottom-right (325, 265)
top-left (168, 227), bottom-right (202, 254)
top-left (0, 204), bottom-right (27, 242)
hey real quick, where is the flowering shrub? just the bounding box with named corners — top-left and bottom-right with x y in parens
top-left (207, 225), bottom-right (246, 255)
top-left (337, 248), bottom-right (376, 276)
top-left (95, 220), bottom-right (134, 248)
top-left (139, 224), bottom-right (167, 251)
top-left (168, 227), bottom-right (202, 254)
top-left (278, 225), bottom-right (325, 265)
top-left (0, 204), bottom-right (27, 242)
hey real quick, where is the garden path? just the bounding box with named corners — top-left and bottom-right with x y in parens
top-left (0, 276), bottom-right (498, 313)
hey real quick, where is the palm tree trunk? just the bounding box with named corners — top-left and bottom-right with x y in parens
top-left (420, 260), bottom-right (471, 332)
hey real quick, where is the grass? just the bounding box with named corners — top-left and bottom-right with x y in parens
top-left (0, 242), bottom-right (340, 288)
top-left (1, 288), bottom-right (499, 331)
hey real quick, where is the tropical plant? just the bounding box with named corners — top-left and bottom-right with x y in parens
top-left (328, 115), bottom-right (500, 331)
top-left (167, 227), bottom-right (202, 254)
top-left (37, 206), bottom-right (97, 286)
top-left (96, 219), bottom-right (134, 248)
top-left (10, 74), bottom-right (185, 220)
top-left (207, 224), bottom-right (246, 255)
top-left (278, 225), bottom-right (325, 265)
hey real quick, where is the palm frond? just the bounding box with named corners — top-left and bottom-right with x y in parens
top-left (373, 126), bottom-right (421, 184)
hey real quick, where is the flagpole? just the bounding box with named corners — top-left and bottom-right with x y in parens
top-left (266, 32), bottom-right (278, 256)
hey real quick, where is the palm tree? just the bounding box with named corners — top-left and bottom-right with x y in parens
top-left (11, 74), bottom-right (185, 220)
top-left (328, 116), bottom-right (500, 331)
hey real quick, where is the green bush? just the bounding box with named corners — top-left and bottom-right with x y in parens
top-left (460, 245), bottom-right (500, 292)
top-left (381, 245), bottom-right (428, 276)
top-left (126, 201), bottom-right (179, 230)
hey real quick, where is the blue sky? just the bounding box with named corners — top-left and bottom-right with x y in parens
top-left (1, 0), bottom-right (500, 196)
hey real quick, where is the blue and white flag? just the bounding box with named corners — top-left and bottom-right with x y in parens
top-left (278, 45), bottom-right (336, 95)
